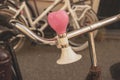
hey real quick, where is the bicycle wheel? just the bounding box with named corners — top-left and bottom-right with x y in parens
top-left (0, 8), bottom-right (27, 51)
top-left (69, 9), bottom-right (98, 51)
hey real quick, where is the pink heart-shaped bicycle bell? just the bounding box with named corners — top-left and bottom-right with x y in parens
top-left (48, 10), bottom-right (69, 34)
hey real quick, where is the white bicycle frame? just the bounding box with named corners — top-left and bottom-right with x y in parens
top-left (11, 0), bottom-right (92, 31)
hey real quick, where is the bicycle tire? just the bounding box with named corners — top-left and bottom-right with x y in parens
top-left (0, 8), bottom-right (27, 52)
top-left (69, 9), bottom-right (98, 51)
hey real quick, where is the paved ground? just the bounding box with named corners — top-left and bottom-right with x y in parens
top-left (16, 38), bottom-right (120, 80)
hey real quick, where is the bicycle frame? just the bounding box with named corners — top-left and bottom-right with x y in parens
top-left (11, 0), bottom-right (92, 30)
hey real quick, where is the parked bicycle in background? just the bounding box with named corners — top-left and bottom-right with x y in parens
top-left (0, 0), bottom-right (98, 51)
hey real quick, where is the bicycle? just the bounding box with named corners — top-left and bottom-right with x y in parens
top-left (0, 9), bottom-right (120, 80)
top-left (0, 0), bottom-right (98, 51)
